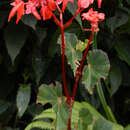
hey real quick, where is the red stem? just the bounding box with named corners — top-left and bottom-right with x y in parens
top-left (60, 13), bottom-right (70, 99)
top-left (64, 8), bottom-right (84, 28)
top-left (72, 32), bottom-right (94, 100)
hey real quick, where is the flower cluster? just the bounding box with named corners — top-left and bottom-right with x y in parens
top-left (8, 0), bottom-right (105, 31)
top-left (82, 8), bottom-right (105, 32)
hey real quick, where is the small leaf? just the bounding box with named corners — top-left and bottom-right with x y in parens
top-left (4, 23), bottom-right (28, 64)
top-left (76, 39), bottom-right (91, 52)
top-left (57, 33), bottom-right (82, 75)
top-left (17, 84), bottom-right (31, 118)
top-left (21, 14), bottom-right (38, 30)
top-left (67, 0), bottom-right (82, 28)
top-left (0, 100), bottom-right (10, 115)
top-left (82, 49), bottom-right (110, 94)
top-left (106, 8), bottom-right (128, 32)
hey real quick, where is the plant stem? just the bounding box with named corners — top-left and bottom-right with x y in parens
top-left (60, 13), bottom-right (70, 100)
top-left (97, 81), bottom-right (117, 123)
top-left (60, 13), bottom-right (72, 130)
top-left (64, 8), bottom-right (84, 28)
top-left (72, 32), bottom-right (94, 101)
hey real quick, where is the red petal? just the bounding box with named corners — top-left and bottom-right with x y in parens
top-left (16, 2), bottom-right (24, 24)
top-left (32, 9), bottom-right (41, 20)
top-left (40, 6), bottom-right (52, 20)
top-left (8, 2), bottom-right (23, 22)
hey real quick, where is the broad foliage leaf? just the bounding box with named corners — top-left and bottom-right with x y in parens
top-left (37, 82), bottom-right (70, 130)
top-left (115, 39), bottom-right (130, 66)
top-left (82, 49), bottom-right (110, 94)
top-left (106, 8), bottom-right (128, 32)
top-left (58, 33), bottom-right (82, 75)
top-left (4, 23), bottom-right (28, 64)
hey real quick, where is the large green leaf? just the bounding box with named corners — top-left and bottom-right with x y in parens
top-left (106, 8), bottom-right (128, 32)
top-left (57, 33), bottom-right (82, 75)
top-left (37, 82), bottom-right (70, 130)
top-left (4, 23), bottom-right (28, 64)
top-left (16, 84), bottom-right (31, 118)
top-left (37, 82), bottom-right (62, 106)
top-left (67, 0), bottom-right (82, 28)
top-left (115, 39), bottom-right (130, 66)
top-left (82, 50), bottom-right (110, 94)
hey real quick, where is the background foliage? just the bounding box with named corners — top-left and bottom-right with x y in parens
top-left (0, 0), bottom-right (130, 129)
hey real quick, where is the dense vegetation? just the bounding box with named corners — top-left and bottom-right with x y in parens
top-left (0, 0), bottom-right (130, 129)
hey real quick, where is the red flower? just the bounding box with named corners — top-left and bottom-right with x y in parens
top-left (82, 8), bottom-right (105, 31)
top-left (78, 0), bottom-right (93, 9)
top-left (8, 0), bottom-right (24, 24)
top-left (26, 1), bottom-right (41, 20)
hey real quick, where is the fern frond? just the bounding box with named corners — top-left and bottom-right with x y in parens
top-left (24, 121), bottom-right (54, 130)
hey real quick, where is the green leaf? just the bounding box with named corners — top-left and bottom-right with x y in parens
top-left (16, 84), bottom-right (31, 118)
top-left (125, 125), bottom-right (130, 130)
top-left (57, 33), bottom-right (82, 75)
top-left (4, 23), bottom-right (28, 64)
top-left (76, 39), bottom-right (92, 52)
top-left (27, 103), bottom-right (43, 117)
top-left (67, 0), bottom-right (82, 28)
top-left (21, 14), bottom-right (38, 30)
top-left (37, 82), bottom-right (62, 106)
top-left (25, 121), bottom-right (54, 130)
top-left (109, 61), bottom-right (122, 97)
top-left (55, 100), bottom-right (70, 130)
top-left (115, 39), bottom-right (130, 66)
top-left (0, 100), bottom-right (10, 115)
top-left (78, 108), bottom-right (93, 129)
top-left (93, 118), bottom-right (123, 130)
top-left (93, 118), bottom-right (113, 130)
top-left (33, 108), bottom-right (56, 120)
top-left (37, 82), bottom-right (70, 130)
top-left (82, 50), bottom-right (110, 94)
top-left (106, 8), bottom-right (128, 32)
